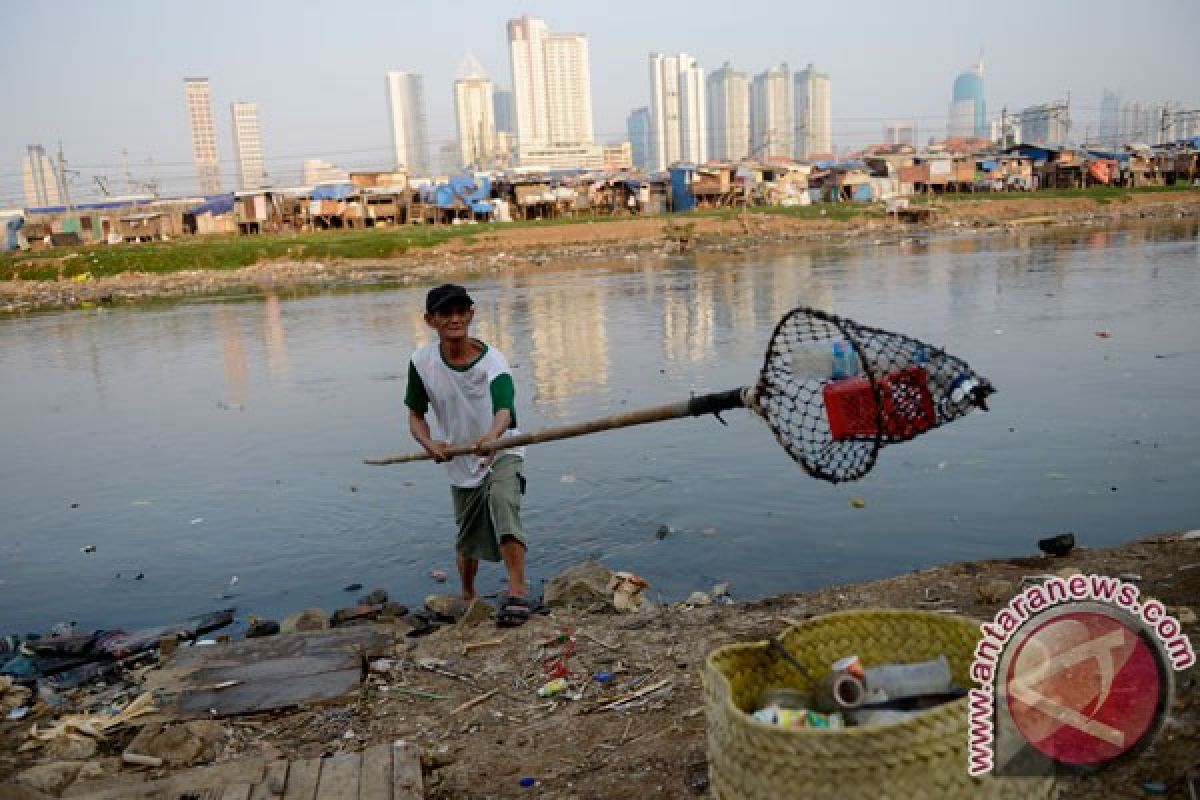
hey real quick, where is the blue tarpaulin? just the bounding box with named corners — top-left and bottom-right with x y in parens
top-left (852, 184), bottom-right (873, 201)
top-left (669, 166), bottom-right (696, 212)
top-left (981, 161), bottom-right (1000, 171)
top-left (2, 215), bottom-right (24, 252)
top-left (188, 194), bottom-right (235, 216)
top-left (429, 176), bottom-right (493, 213)
top-left (311, 184), bottom-right (355, 201)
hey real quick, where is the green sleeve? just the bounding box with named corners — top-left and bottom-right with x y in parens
top-left (404, 361), bottom-right (429, 413)
top-left (489, 373), bottom-right (517, 428)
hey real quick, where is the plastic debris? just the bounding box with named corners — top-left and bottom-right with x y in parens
top-left (560, 474), bottom-right (576, 483)
top-left (593, 671), bottom-right (614, 684)
top-left (1094, 330), bottom-right (1112, 338)
top-left (608, 572), bottom-right (649, 613)
top-left (537, 678), bottom-right (569, 698)
top-left (429, 569), bottom-right (448, 583)
top-left (343, 583), bottom-right (363, 592)
top-left (80, 545), bottom-right (96, 554)
top-left (190, 518), bottom-right (204, 525)
top-left (849, 498), bottom-right (866, 509)
top-left (519, 777), bottom-right (537, 788)
top-left (655, 524), bottom-right (670, 540)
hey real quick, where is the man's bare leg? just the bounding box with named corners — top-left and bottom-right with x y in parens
top-left (457, 554), bottom-right (479, 603)
top-left (499, 538), bottom-right (527, 599)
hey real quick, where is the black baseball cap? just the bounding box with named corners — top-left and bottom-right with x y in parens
top-left (426, 284), bottom-right (473, 313)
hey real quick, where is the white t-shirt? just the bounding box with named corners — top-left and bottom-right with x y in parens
top-left (406, 340), bottom-right (524, 488)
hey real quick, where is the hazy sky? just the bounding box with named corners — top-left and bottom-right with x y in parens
top-left (3, 0), bottom-right (1198, 203)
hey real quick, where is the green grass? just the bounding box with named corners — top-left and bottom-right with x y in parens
top-left (926, 184), bottom-right (1200, 204)
top-left (1, 226), bottom-right (465, 281)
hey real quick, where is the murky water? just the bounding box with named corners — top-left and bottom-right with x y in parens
top-left (3, 221), bottom-right (1198, 635)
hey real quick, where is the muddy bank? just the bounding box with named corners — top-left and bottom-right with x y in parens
top-left (1, 530), bottom-right (1195, 798)
top-left (2, 193), bottom-right (1199, 315)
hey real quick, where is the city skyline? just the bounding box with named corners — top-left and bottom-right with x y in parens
top-left (2, 0), bottom-right (1198, 202)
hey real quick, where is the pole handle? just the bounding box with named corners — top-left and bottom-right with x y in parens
top-left (363, 387), bottom-right (746, 466)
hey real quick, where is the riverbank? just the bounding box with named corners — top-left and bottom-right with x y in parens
top-left (2, 529), bottom-right (1195, 798)
top-left (2, 189), bottom-right (1199, 314)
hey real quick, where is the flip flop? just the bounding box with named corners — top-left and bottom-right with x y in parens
top-left (496, 595), bottom-right (531, 628)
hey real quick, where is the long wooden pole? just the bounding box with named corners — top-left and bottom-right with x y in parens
top-left (364, 388), bottom-right (747, 466)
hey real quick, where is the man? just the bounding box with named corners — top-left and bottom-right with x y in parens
top-left (404, 284), bottom-right (530, 626)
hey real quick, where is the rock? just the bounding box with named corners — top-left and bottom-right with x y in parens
top-left (686, 591), bottom-right (712, 606)
top-left (281, 608), bottom-right (329, 634)
top-left (975, 579), bottom-right (1014, 604)
top-left (544, 560), bottom-right (614, 610)
top-left (43, 734), bottom-right (97, 760)
top-left (15, 762), bottom-right (83, 796)
top-left (382, 601), bottom-right (409, 619)
top-left (331, 604), bottom-right (386, 627)
top-left (458, 599), bottom-right (495, 627)
top-left (125, 720), bottom-right (223, 768)
top-left (358, 588), bottom-right (389, 606)
top-left (424, 594), bottom-right (466, 622)
top-left (245, 618), bottom-right (280, 638)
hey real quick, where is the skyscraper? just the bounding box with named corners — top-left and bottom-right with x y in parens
top-left (22, 145), bottom-right (61, 208)
top-left (507, 15), bottom-right (598, 168)
top-left (185, 77), bottom-right (222, 195)
top-left (793, 64), bottom-right (832, 158)
top-left (493, 89), bottom-right (515, 134)
top-left (678, 55), bottom-right (707, 164)
top-left (948, 59), bottom-right (986, 139)
top-left (454, 54), bottom-right (496, 170)
top-left (750, 64), bottom-right (792, 159)
top-left (385, 71), bottom-right (430, 177)
top-left (231, 101), bottom-right (266, 190)
top-left (706, 62), bottom-right (749, 161)
top-left (627, 107), bottom-right (651, 170)
top-left (648, 54), bottom-right (681, 170)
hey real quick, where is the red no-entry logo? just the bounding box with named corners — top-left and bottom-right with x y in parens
top-left (1005, 609), bottom-right (1167, 766)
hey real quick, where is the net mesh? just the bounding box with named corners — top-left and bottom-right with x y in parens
top-left (752, 307), bottom-right (994, 483)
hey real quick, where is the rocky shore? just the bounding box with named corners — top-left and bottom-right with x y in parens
top-left (1, 530), bottom-right (1195, 798)
top-left (3, 192), bottom-right (1199, 315)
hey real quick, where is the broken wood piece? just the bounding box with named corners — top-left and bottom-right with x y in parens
top-left (579, 631), bottom-right (619, 650)
top-left (388, 686), bottom-right (447, 700)
top-left (461, 636), bottom-right (505, 656)
top-left (451, 689), bottom-right (499, 715)
top-left (122, 751), bottom-right (164, 767)
top-left (597, 679), bottom-right (670, 712)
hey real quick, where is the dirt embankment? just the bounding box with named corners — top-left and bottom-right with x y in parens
top-left (1, 532), bottom-right (1195, 798)
top-left (3, 192), bottom-right (1200, 314)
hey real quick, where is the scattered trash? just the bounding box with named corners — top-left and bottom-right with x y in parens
top-left (849, 497), bottom-right (866, 509)
top-left (594, 671), bottom-right (614, 684)
top-left (1142, 780), bottom-right (1167, 795)
top-left (429, 569), bottom-right (448, 583)
top-left (712, 583), bottom-right (734, 605)
top-left (537, 678), bottom-right (569, 698)
top-left (122, 752), bottom-right (164, 768)
top-left (6, 706), bottom-right (29, 720)
top-left (228, 575), bottom-right (239, 586)
top-left (608, 572), bottom-right (650, 613)
top-left (190, 518), bottom-right (204, 525)
top-left (1174, 607), bottom-right (1196, 625)
top-left (1037, 533), bottom-right (1075, 558)
top-left (1019, 574), bottom-right (1059, 589)
top-left (1094, 330), bottom-right (1112, 338)
top-left (560, 474), bottom-right (576, 483)
top-left (1181, 530), bottom-right (1200, 540)
top-left (654, 524), bottom-right (670, 540)
top-left (70, 502), bottom-right (79, 508)
top-left (451, 688), bottom-right (499, 715)
top-left (245, 618), bottom-right (280, 639)
top-left (28, 692), bottom-right (157, 746)
top-left (343, 583), bottom-right (363, 592)
top-left (519, 777), bottom-right (537, 788)
top-left (80, 545), bottom-right (96, 554)
top-left (1118, 573), bottom-right (1142, 583)
top-left (753, 707), bottom-right (844, 729)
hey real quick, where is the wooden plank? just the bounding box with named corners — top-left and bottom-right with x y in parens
top-left (314, 751), bottom-right (360, 800)
top-left (358, 743), bottom-right (394, 800)
top-left (221, 784), bottom-right (253, 800)
top-left (393, 741), bottom-right (424, 800)
top-left (176, 667), bottom-right (362, 718)
top-left (248, 760), bottom-right (289, 799)
top-left (281, 758), bottom-right (321, 800)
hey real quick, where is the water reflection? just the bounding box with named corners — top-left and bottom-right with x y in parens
top-left (527, 283), bottom-right (609, 413)
top-left (217, 310), bottom-right (249, 408)
top-left (262, 294), bottom-right (290, 381)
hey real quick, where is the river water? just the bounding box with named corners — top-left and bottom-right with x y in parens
top-left (3, 221), bottom-right (1198, 635)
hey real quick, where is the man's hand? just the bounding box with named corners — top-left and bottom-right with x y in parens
top-left (425, 440), bottom-right (451, 463)
top-left (474, 433), bottom-right (498, 466)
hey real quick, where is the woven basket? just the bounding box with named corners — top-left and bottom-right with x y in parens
top-left (703, 609), bottom-right (1058, 799)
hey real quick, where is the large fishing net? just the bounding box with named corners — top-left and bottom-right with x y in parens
top-left (746, 307), bottom-right (995, 483)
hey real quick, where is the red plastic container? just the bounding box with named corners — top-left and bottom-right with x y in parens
top-left (824, 367), bottom-right (936, 441)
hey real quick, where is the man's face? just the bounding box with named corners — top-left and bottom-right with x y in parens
top-left (425, 302), bottom-right (474, 342)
